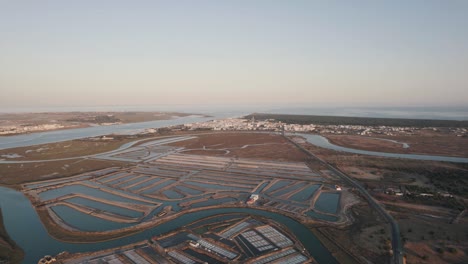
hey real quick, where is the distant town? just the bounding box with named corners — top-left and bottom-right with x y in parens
top-left (0, 112), bottom-right (194, 135)
top-left (181, 117), bottom-right (467, 137)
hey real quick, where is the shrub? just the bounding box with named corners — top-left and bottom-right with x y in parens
top-left (447, 247), bottom-right (457, 253)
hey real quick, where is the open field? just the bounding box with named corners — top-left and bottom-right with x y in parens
top-left (167, 132), bottom-right (308, 162)
top-left (0, 132), bottom-right (217, 162)
top-left (0, 159), bottom-right (130, 186)
top-left (317, 204), bottom-right (392, 264)
top-left (0, 137), bottom-right (138, 161)
top-left (326, 133), bottom-right (468, 157)
top-left (388, 204), bottom-right (468, 264)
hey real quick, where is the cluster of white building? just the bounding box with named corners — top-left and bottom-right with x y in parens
top-left (183, 118), bottom-right (466, 137)
top-left (453, 127), bottom-right (467, 137)
top-left (0, 123), bottom-right (67, 135)
top-left (184, 118), bottom-right (283, 131)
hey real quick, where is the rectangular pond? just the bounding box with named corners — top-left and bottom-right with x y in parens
top-left (106, 174), bottom-right (136, 186)
top-left (185, 181), bottom-right (250, 192)
top-left (265, 181), bottom-right (291, 194)
top-left (115, 176), bottom-right (150, 189)
top-left (98, 172), bottom-right (130, 183)
top-left (66, 197), bottom-right (143, 218)
top-left (272, 182), bottom-right (308, 197)
top-left (163, 189), bottom-right (185, 199)
top-left (314, 192), bottom-right (340, 214)
top-left (51, 205), bottom-right (134, 232)
top-left (39, 184), bottom-right (152, 205)
top-left (141, 180), bottom-right (176, 194)
top-left (290, 184), bottom-right (321, 202)
top-left (191, 197), bottom-right (237, 208)
top-left (175, 185), bottom-right (203, 195)
top-left (127, 178), bottom-right (161, 192)
top-left (305, 210), bottom-right (339, 222)
top-left (255, 181), bottom-right (270, 193)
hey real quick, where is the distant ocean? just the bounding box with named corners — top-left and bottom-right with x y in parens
top-left (261, 106), bottom-right (468, 121)
top-left (1, 105), bottom-right (467, 121)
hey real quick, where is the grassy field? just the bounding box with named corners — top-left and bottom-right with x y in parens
top-left (0, 209), bottom-right (23, 264)
top-left (314, 205), bottom-right (392, 264)
top-left (385, 203), bottom-right (468, 264)
top-left (0, 137), bottom-right (138, 161)
top-left (340, 157), bottom-right (468, 199)
top-left (0, 159), bottom-right (130, 186)
top-left (0, 111), bottom-right (194, 126)
top-left (168, 132), bottom-right (308, 162)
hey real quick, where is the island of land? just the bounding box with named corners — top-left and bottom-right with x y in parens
top-left (0, 111), bottom-right (201, 136)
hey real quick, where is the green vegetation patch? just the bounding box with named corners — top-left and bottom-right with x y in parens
top-left (246, 113), bottom-right (468, 128)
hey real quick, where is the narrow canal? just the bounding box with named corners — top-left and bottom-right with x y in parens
top-left (0, 186), bottom-right (338, 264)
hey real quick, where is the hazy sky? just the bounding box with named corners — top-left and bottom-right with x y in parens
top-left (1, 0), bottom-right (467, 109)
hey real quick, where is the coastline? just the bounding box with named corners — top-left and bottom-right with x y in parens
top-left (0, 112), bottom-right (204, 137)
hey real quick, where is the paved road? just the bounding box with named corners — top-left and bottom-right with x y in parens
top-left (286, 136), bottom-right (404, 264)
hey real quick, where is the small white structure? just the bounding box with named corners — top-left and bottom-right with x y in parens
top-left (189, 241), bottom-right (200, 248)
top-left (247, 194), bottom-right (259, 205)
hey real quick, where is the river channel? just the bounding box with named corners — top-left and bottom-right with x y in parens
top-left (0, 186), bottom-right (337, 264)
top-left (0, 114), bottom-right (221, 150)
top-left (298, 134), bottom-right (468, 163)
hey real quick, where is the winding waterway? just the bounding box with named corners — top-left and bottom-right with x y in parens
top-left (1, 116), bottom-right (466, 263)
top-left (0, 115), bottom-right (217, 150)
top-left (298, 134), bottom-right (468, 163)
top-left (0, 186), bottom-right (337, 264)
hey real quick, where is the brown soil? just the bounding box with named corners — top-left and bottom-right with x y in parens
top-left (0, 111), bottom-right (192, 126)
top-left (326, 133), bottom-right (468, 157)
top-left (383, 200), bottom-right (456, 215)
top-left (397, 215), bottom-right (468, 264)
top-left (0, 138), bottom-right (136, 161)
top-left (340, 166), bottom-right (383, 181)
top-left (405, 241), bottom-right (467, 264)
top-left (112, 112), bottom-right (193, 123)
top-left (170, 133), bottom-right (308, 162)
top-left (0, 159), bottom-right (129, 186)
